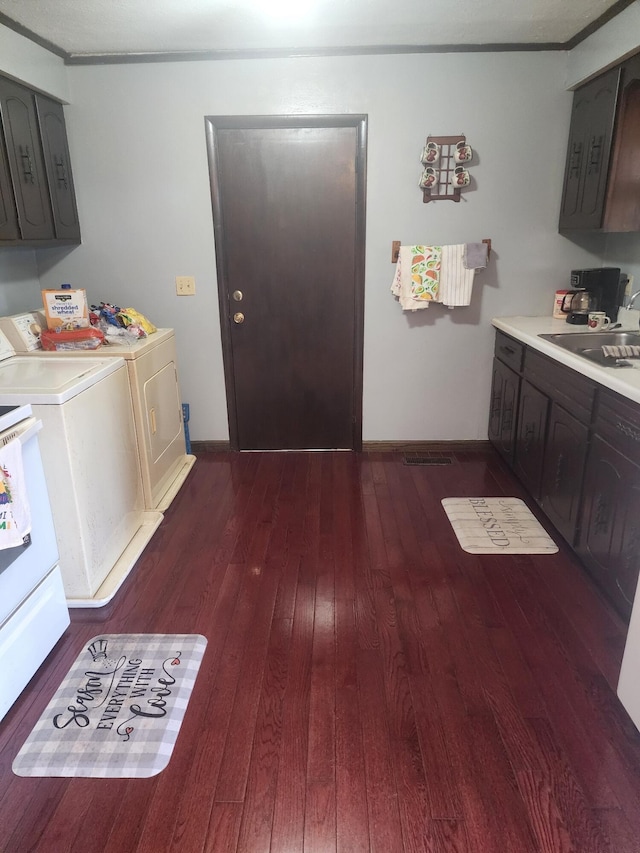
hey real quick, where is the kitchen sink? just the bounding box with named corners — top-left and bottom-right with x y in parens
top-left (539, 331), bottom-right (640, 367)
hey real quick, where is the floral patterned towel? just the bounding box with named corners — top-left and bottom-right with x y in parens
top-left (391, 245), bottom-right (442, 310)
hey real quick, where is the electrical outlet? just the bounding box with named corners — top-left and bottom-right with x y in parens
top-left (176, 276), bottom-right (196, 296)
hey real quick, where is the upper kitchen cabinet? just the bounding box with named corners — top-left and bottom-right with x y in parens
top-left (0, 77), bottom-right (80, 246)
top-left (558, 67), bottom-right (620, 231)
top-left (603, 54), bottom-right (640, 232)
top-left (34, 94), bottom-right (81, 242)
top-left (0, 128), bottom-right (20, 241)
top-left (559, 54), bottom-right (640, 233)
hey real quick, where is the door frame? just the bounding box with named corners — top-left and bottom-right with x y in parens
top-left (204, 114), bottom-right (367, 452)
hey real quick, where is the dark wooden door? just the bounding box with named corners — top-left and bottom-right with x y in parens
top-left (206, 115), bottom-right (366, 451)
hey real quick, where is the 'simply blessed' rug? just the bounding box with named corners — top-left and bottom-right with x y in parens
top-left (12, 634), bottom-right (207, 778)
top-left (442, 497), bottom-right (558, 554)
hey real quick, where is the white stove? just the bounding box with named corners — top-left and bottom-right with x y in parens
top-left (0, 403), bottom-right (69, 723)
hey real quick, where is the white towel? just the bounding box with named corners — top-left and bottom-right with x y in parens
top-left (0, 437), bottom-right (32, 550)
top-left (439, 244), bottom-right (476, 308)
top-left (602, 345), bottom-right (640, 358)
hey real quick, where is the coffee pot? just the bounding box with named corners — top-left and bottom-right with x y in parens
top-left (561, 289), bottom-right (596, 324)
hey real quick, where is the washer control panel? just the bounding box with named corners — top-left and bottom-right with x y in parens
top-left (0, 313), bottom-right (43, 352)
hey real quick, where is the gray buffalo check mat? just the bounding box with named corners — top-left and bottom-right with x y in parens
top-left (442, 497), bottom-right (558, 555)
top-left (12, 634), bottom-right (207, 778)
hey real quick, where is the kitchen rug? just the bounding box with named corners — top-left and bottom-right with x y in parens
top-left (12, 633), bottom-right (207, 778)
top-left (442, 497), bottom-right (558, 555)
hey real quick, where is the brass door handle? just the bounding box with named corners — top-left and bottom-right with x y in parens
top-left (233, 312), bottom-right (245, 324)
top-left (232, 290), bottom-right (243, 302)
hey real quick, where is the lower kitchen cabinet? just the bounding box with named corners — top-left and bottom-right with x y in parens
top-left (576, 389), bottom-right (640, 620)
top-left (488, 357), bottom-right (520, 461)
top-left (541, 402), bottom-right (590, 545)
top-left (578, 435), bottom-right (640, 620)
top-left (489, 329), bottom-right (640, 622)
top-left (513, 378), bottom-right (549, 501)
top-left (488, 330), bottom-right (524, 463)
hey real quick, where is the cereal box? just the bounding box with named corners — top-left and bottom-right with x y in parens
top-left (41, 288), bottom-right (90, 330)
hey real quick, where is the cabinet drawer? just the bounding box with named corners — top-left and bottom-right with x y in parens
top-left (494, 331), bottom-right (524, 373)
top-left (595, 390), bottom-right (640, 463)
top-left (524, 349), bottom-right (595, 423)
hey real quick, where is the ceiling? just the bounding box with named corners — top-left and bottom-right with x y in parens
top-left (0, 0), bottom-right (633, 63)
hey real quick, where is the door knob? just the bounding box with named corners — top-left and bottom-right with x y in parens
top-left (232, 290), bottom-right (243, 302)
top-left (233, 312), bottom-right (245, 324)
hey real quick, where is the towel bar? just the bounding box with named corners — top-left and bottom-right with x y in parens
top-left (391, 239), bottom-right (491, 264)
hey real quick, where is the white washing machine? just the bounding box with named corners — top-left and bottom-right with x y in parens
top-left (0, 315), bottom-right (195, 512)
top-left (0, 330), bottom-right (163, 608)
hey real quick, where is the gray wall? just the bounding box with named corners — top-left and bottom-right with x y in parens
top-left (1, 17), bottom-right (639, 442)
top-left (0, 251), bottom-right (42, 315)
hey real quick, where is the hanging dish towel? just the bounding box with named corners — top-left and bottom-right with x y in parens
top-left (439, 244), bottom-right (476, 308)
top-left (391, 245), bottom-right (442, 310)
top-left (0, 437), bottom-right (32, 549)
top-left (463, 242), bottom-right (489, 270)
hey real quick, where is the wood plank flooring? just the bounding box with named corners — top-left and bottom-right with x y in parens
top-left (2, 449), bottom-right (640, 852)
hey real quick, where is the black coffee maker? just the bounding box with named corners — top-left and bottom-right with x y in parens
top-left (570, 268), bottom-right (626, 323)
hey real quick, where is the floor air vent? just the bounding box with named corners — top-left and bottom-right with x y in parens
top-left (403, 454), bottom-right (454, 466)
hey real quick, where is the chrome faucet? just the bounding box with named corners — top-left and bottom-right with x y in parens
top-left (628, 290), bottom-right (640, 309)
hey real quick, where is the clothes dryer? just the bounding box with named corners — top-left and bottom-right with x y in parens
top-left (64, 329), bottom-right (196, 511)
top-left (2, 315), bottom-right (195, 512)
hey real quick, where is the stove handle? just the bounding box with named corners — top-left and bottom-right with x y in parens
top-left (0, 417), bottom-right (42, 448)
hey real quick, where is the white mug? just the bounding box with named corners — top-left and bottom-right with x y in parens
top-left (588, 311), bottom-right (611, 330)
top-left (454, 141), bottom-right (473, 163)
top-left (419, 167), bottom-right (439, 189)
top-left (420, 141), bottom-right (440, 165)
top-left (450, 166), bottom-right (470, 188)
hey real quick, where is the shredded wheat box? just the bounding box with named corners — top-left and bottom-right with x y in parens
top-left (41, 288), bottom-right (90, 330)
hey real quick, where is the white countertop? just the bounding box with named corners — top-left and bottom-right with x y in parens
top-left (492, 315), bottom-right (640, 406)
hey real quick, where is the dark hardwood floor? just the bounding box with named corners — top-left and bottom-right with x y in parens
top-left (2, 449), bottom-right (640, 852)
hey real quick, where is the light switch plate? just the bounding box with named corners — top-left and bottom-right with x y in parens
top-left (176, 276), bottom-right (196, 296)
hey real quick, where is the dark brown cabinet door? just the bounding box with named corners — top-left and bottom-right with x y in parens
top-left (603, 54), bottom-right (640, 232)
top-left (559, 67), bottom-right (620, 231)
top-left (541, 402), bottom-right (589, 544)
top-left (488, 357), bottom-right (520, 462)
top-left (578, 434), bottom-right (640, 621)
top-left (0, 78), bottom-right (54, 240)
top-left (0, 133), bottom-right (19, 240)
top-left (514, 379), bottom-right (549, 500)
top-left (35, 94), bottom-right (80, 241)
